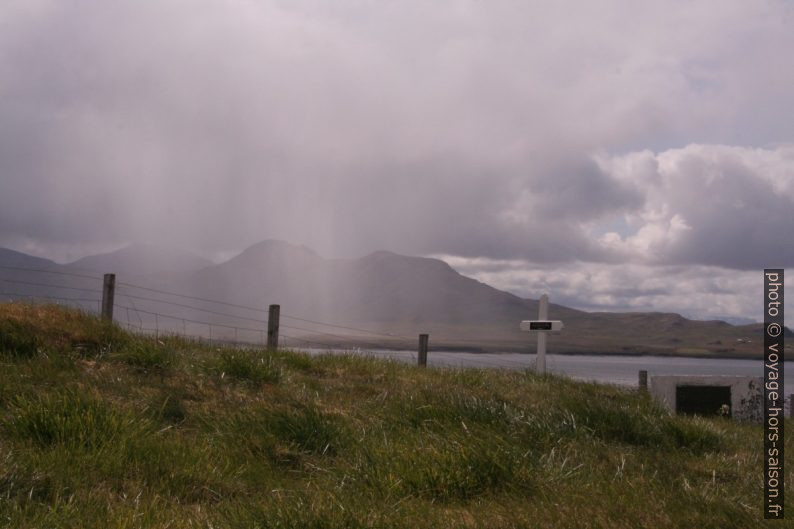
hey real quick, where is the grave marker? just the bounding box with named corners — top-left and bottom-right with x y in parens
top-left (520, 294), bottom-right (563, 375)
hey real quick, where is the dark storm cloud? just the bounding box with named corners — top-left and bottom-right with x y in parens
top-left (0, 0), bottom-right (792, 271)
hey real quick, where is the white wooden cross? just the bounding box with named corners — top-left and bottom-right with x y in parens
top-left (520, 294), bottom-right (563, 374)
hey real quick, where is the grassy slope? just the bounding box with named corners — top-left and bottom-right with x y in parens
top-left (0, 303), bottom-right (790, 529)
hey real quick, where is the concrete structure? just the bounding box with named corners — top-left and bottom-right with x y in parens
top-left (649, 375), bottom-right (762, 422)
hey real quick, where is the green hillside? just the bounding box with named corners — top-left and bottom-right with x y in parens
top-left (0, 302), bottom-right (788, 528)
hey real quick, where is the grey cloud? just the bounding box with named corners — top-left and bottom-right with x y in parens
top-left (599, 145), bottom-right (794, 269)
top-left (665, 149), bottom-right (794, 268)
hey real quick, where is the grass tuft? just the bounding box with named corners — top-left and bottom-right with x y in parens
top-left (148, 391), bottom-right (188, 424)
top-left (113, 339), bottom-right (174, 371)
top-left (0, 318), bottom-right (41, 358)
top-left (267, 405), bottom-right (347, 455)
top-left (207, 349), bottom-right (282, 385)
top-left (223, 403), bottom-right (348, 465)
top-left (4, 389), bottom-right (147, 451)
top-left (557, 390), bottom-right (725, 452)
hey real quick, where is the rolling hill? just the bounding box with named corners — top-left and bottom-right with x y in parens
top-left (0, 240), bottom-right (787, 356)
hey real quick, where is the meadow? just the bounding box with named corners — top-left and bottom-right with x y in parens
top-left (0, 303), bottom-right (789, 528)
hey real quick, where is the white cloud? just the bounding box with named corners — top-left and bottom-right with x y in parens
top-left (436, 254), bottom-right (792, 326)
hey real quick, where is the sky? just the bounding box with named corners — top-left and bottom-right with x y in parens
top-left (1, 0), bottom-right (792, 325)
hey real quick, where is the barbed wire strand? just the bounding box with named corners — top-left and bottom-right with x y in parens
top-left (116, 280), bottom-right (414, 339)
top-left (116, 283), bottom-right (415, 341)
top-left (0, 290), bottom-right (101, 306)
top-left (0, 277), bottom-right (102, 294)
top-left (0, 265), bottom-right (102, 281)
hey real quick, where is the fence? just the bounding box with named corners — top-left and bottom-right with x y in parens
top-left (6, 266), bottom-right (770, 398)
top-left (0, 265), bottom-right (433, 366)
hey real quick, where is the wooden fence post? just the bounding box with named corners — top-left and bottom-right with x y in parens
top-left (639, 370), bottom-right (648, 391)
top-left (101, 273), bottom-right (115, 321)
top-left (418, 333), bottom-right (429, 367)
top-left (267, 304), bottom-right (280, 350)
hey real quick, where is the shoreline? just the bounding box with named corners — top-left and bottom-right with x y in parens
top-left (294, 341), bottom-right (789, 361)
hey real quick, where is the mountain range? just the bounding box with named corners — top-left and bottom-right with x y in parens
top-left (0, 240), bottom-right (788, 357)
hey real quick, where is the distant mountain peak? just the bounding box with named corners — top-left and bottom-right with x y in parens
top-left (67, 243), bottom-right (212, 276)
top-left (246, 239), bottom-right (317, 252)
top-left (232, 239), bottom-right (321, 261)
top-left (114, 242), bottom-right (170, 255)
top-left (365, 250), bottom-right (399, 258)
top-left (360, 250), bottom-right (456, 271)
top-left (0, 247), bottom-right (58, 269)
